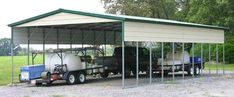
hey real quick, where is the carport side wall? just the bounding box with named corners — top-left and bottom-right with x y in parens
top-left (124, 21), bottom-right (224, 43)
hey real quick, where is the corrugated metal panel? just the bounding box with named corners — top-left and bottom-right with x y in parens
top-left (9, 9), bottom-right (227, 30)
top-left (124, 22), bottom-right (224, 43)
top-left (16, 12), bottom-right (119, 27)
top-left (13, 27), bottom-right (122, 45)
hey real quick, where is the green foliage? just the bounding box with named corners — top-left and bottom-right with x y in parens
top-left (0, 38), bottom-right (21, 56)
top-left (101, 0), bottom-right (177, 19)
top-left (101, 0), bottom-right (234, 63)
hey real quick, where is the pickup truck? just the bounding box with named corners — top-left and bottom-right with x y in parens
top-left (95, 46), bottom-right (157, 78)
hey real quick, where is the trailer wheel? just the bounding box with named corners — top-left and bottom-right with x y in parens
top-left (194, 65), bottom-right (200, 75)
top-left (101, 71), bottom-right (109, 78)
top-left (77, 72), bottom-right (86, 84)
top-left (66, 73), bottom-right (77, 85)
top-left (19, 74), bottom-right (22, 82)
top-left (187, 66), bottom-right (194, 76)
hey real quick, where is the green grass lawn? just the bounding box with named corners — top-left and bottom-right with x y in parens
top-left (204, 64), bottom-right (234, 71)
top-left (0, 55), bottom-right (43, 85)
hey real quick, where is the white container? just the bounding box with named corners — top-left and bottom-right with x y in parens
top-left (158, 51), bottom-right (190, 65)
top-left (45, 52), bottom-right (85, 73)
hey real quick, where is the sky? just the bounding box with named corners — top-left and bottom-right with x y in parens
top-left (0, 0), bottom-right (105, 39)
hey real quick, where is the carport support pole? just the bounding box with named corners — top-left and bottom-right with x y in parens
top-left (223, 44), bottom-right (225, 75)
top-left (149, 42), bottom-right (152, 84)
top-left (81, 30), bottom-right (84, 49)
top-left (216, 44), bottom-right (219, 75)
top-left (182, 43), bottom-right (185, 79)
top-left (172, 42), bottom-right (175, 81)
top-left (136, 42), bottom-right (139, 87)
top-left (56, 28), bottom-right (59, 49)
top-left (201, 43), bottom-right (203, 76)
top-left (27, 28), bottom-right (30, 65)
top-left (209, 44), bottom-right (211, 75)
top-left (69, 29), bottom-right (72, 50)
top-left (122, 41), bottom-right (125, 89)
top-left (161, 42), bottom-right (164, 82)
top-left (192, 43), bottom-right (195, 78)
top-left (10, 28), bottom-right (14, 85)
top-left (104, 31), bottom-right (107, 56)
top-left (42, 28), bottom-right (45, 64)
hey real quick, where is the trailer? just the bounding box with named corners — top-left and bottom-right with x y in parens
top-left (27, 47), bottom-right (108, 85)
top-left (154, 51), bottom-right (204, 76)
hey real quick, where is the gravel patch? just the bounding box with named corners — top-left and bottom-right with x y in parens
top-left (1, 72), bottom-right (234, 97)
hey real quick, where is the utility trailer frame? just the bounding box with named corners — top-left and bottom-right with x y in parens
top-left (152, 63), bottom-right (205, 76)
top-left (31, 47), bottom-right (108, 85)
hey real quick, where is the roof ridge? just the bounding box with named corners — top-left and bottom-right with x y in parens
top-left (8, 8), bottom-right (229, 30)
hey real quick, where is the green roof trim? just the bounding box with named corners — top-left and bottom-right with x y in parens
top-left (8, 9), bottom-right (125, 27)
top-left (8, 8), bottom-right (228, 30)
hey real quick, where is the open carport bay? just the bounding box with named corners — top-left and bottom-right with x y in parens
top-left (7, 9), bottom-right (228, 89)
top-left (1, 71), bottom-right (234, 97)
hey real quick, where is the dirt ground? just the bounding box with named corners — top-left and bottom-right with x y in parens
top-left (0, 71), bottom-right (234, 97)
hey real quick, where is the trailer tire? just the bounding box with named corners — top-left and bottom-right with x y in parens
top-left (66, 72), bottom-right (77, 85)
top-left (35, 82), bottom-right (42, 86)
top-left (101, 71), bottom-right (109, 78)
top-left (19, 74), bottom-right (22, 82)
top-left (77, 72), bottom-right (86, 84)
top-left (187, 66), bottom-right (194, 76)
top-left (46, 81), bottom-right (53, 86)
top-left (194, 65), bottom-right (200, 75)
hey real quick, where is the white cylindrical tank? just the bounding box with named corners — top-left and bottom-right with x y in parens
top-left (158, 51), bottom-right (190, 65)
top-left (45, 52), bottom-right (85, 73)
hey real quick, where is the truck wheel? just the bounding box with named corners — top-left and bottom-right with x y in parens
top-left (132, 70), bottom-right (137, 76)
top-left (101, 71), bottom-right (109, 78)
top-left (194, 65), bottom-right (200, 75)
top-left (66, 73), bottom-right (77, 85)
top-left (187, 66), bottom-right (194, 76)
top-left (125, 69), bottom-right (131, 78)
top-left (77, 72), bottom-right (86, 84)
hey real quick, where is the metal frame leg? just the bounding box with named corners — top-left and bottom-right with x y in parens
top-left (149, 42), bottom-right (152, 84)
top-left (201, 43), bottom-right (203, 76)
top-left (223, 44), bottom-right (225, 75)
top-left (10, 28), bottom-right (14, 85)
top-left (161, 42), bottom-right (164, 82)
top-left (136, 42), bottom-right (139, 87)
top-left (27, 28), bottom-right (30, 65)
top-left (216, 44), bottom-right (219, 75)
top-left (209, 44), bottom-right (211, 75)
top-left (192, 43), bottom-right (195, 78)
top-left (122, 41), bottom-right (125, 89)
top-left (172, 42), bottom-right (175, 81)
top-left (182, 43), bottom-right (185, 79)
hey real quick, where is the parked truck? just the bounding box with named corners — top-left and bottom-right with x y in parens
top-left (96, 47), bottom-right (204, 78)
top-left (96, 46), bottom-right (157, 78)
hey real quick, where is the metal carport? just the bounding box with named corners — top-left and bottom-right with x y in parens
top-left (8, 9), bottom-right (227, 88)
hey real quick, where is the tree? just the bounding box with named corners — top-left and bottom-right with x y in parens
top-left (176, 0), bottom-right (234, 63)
top-left (101, 0), bottom-right (234, 63)
top-left (101, 0), bottom-right (177, 19)
top-left (0, 38), bottom-right (20, 56)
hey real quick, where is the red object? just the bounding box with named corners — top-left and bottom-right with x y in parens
top-left (51, 74), bottom-right (58, 81)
